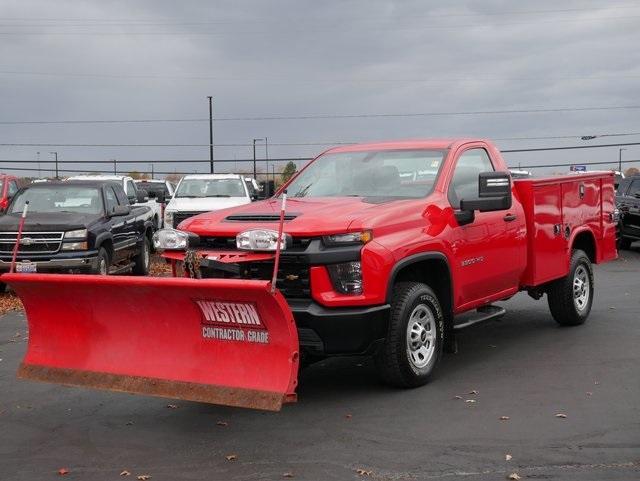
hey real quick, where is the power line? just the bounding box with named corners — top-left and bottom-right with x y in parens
top-left (502, 141), bottom-right (640, 153)
top-left (1, 105), bottom-right (639, 126)
top-left (2, 131), bottom-right (640, 148)
top-left (1, 4), bottom-right (637, 24)
top-left (0, 158), bottom-right (310, 164)
top-left (2, 14), bottom-right (640, 35)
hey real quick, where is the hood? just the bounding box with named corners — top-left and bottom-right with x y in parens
top-left (166, 196), bottom-right (251, 212)
top-left (0, 212), bottom-right (101, 232)
top-left (180, 196), bottom-right (425, 237)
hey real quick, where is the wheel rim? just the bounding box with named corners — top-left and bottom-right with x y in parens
top-left (99, 258), bottom-right (108, 275)
top-left (573, 264), bottom-right (590, 312)
top-left (406, 304), bottom-right (436, 369)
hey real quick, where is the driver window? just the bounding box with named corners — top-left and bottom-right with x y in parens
top-left (8, 181), bottom-right (18, 196)
top-left (126, 181), bottom-right (136, 197)
top-left (105, 186), bottom-right (119, 214)
top-left (448, 148), bottom-right (494, 209)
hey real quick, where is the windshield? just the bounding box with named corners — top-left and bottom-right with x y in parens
top-left (10, 186), bottom-right (103, 215)
top-left (175, 178), bottom-right (246, 198)
top-left (136, 182), bottom-right (170, 198)
top-left (285, 149), bottom-right (445, 198)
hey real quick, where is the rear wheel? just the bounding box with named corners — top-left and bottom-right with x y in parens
top-left (618, 237), bottom-right (632, 250)
top-left (547, 249), bottom-right (594, 326)
top-left (93, 247), bottom-right (110, 275)
top-left (132, 236), bottom-right (150, 276)
top-left (375, 281), bottom-right (444, 387)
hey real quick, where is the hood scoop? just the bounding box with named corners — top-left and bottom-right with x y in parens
top-left (224, 213), bottom-right (299, 222)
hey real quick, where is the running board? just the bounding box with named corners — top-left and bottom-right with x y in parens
top-left (109, 262), bottom-right (135, 275)
top-left (453, 305), bottom-right (506, 331)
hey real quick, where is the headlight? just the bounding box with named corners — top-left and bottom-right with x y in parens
top-left (327, 261), bottom-right (363, 294)
top-left (64, 228), bottom-right (87, 239)
top-left (164, 210), bottom-right (174, 226)
top-left (236, 229), bottom-right (289, 251)
top-left (322, 231), bottom-right (372, 246)
top-left (62, 241), bottom-right (88, 251)
top-left (152, 228), bottom-right (198, 250)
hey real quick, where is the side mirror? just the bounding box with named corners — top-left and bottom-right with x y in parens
top-left (460, 171), bottom-right (512, 213)
top-left (112, 205), bottom-right (130, 216)
top-left (136, 189), bottom-right (149, 203)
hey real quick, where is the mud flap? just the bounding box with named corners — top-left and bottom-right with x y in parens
top-left (2, 273), bottom-right (299, 411)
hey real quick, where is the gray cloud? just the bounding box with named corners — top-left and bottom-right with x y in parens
top-left (0, 0), bottom-right (639, 177)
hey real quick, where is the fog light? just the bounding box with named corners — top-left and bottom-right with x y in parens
top-left (62, 241), bottom-right (88, 251)
top-left (236, 229), bottom-right (288, 251)
top-left (327, 261), bottom-right (362, 294)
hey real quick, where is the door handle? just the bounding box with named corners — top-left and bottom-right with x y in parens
top-left (503, 213), bottom-right (517, 222)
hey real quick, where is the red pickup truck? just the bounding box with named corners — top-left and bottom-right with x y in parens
top-left (4, 138), bottom-right (618, 410)
top-left (160, 138), bottom-right (617, 386)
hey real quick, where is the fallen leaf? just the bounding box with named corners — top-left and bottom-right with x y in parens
top-left (507, 473), bottom-right (521, 480)
top-left (499, 416), bottom-right (510, 421)
top-left (120, 470), bottom-right (131, 476)
top-left (57, 468), bottom-right (70, 476)
top-left (356, 468), bottom-right (373, 476)
top-left (468, 390), bottom-right (479, 395)
top-left (225, 454), bottom-right (237, 461)
top-left (505, 454), bottom-right (512, 461)
top-left (345, 414), bottom-right (353, 419)
top-left (166, 404), bottom-right (179, 409)
top-left (453, 395), bottom-right (462, 400)
top-left (465, 399), bottom-right (476, 403)
top-left (555, 413), bottom-right (567, 418)
top-left (137, 475), bottom-right (151, 480)
top-left (216, 421), bottom-right (228, 426)
top-left (282, 473), bottom-right (294, 478)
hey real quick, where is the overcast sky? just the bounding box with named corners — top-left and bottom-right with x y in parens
top-left (1, 0), bottom-right (639, 178)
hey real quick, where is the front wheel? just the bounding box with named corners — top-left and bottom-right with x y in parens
top-left (547, 249), bottom-right (594, 326)
top-left (92, 247), bottom-right (110, 275)
top-left (375, 281), bottom-right (444, 388)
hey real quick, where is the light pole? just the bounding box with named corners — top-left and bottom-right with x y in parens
top-left (619, 148), bottom-right (627, 173)
top-left (149, 163), bottom-right (154, 178)
top-left (112, 159), bottom-right (117, 175)
top-left (49, 151), bottom-right (59, 179)
top-left (36, 151), bottom-right (41, 178)
top-left (208, 96), bottom-right (214, 173)
top-left (252, 138), bottom-right (265, 180)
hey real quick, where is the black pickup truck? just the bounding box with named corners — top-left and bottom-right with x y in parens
top-left (0, 180), bottom-right (154, 283)
top-left (616, 174), bottom-right (640, 249)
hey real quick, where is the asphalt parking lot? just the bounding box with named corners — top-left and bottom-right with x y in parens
top-left (1, 249), bottom-right (639, 481)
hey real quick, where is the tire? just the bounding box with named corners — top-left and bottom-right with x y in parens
top-left (375, 281), bottom-right (444, 388)
top-left (547, 249), bottom-right (594, 326)
top-left (132, 236), bottom-right (150, 276)
top-left (618, 237), bottom-right (632, 250)
top-left (92, 247), bottom-right (110, 275)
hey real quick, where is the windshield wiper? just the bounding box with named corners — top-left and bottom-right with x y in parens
top-left (207, 194), bottom-right (231, 197)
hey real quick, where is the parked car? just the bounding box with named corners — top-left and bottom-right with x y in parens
top-left (134, 179), bottom-right (176, 202)
top-left (0, 181), bottom-right (154, 284)
top-left (0, 174), bottom-right (20, 213)
top-left (616, 174), bottom-right (640, 249)
top-left (67, 175), bottom-right (163, 229)
top-left (164, 174), bottom-right (255, 228)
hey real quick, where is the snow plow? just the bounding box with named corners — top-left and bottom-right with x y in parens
top-left (3, 273), bottom-right (299, 411)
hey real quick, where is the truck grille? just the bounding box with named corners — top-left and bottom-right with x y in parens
top-left (0, 232), bottom-right (64, 254)
top-left (200, 236), bottom-right (312, 251)
top-left (173, 211), bottom-right (206, 228)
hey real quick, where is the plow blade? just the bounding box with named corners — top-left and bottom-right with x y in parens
top-left (3, 273), bottom-right (299, 411)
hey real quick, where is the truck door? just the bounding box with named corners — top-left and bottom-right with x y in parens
top-left (112, 185), bottom-right (138, 261)
top-left (447, 147), bottom-right (526, 307)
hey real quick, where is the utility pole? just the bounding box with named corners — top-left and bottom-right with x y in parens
top-left (252, 138), bottom-right (265, 180)
top-left (36, 151), bottom-right (41, 178)
top-left (619, 147), bottom-right (627, 173)
top-left (149, 163), bottom-right (154, 178)
top-left (49, 151), bottom-right (59, 179)
top-left (112, 159), bottom-right (117, 175)
top-left (208, 96), bottom-right (214, 173)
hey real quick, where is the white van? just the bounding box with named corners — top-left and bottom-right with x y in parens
top-left (164, 174), bottom-right (254, 228)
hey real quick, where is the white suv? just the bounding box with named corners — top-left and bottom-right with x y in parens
top-left (164, 174), bottom-right (254, 228)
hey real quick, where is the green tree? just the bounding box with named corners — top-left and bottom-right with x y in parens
top-left (280, 161), bottom-right (297, 183)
